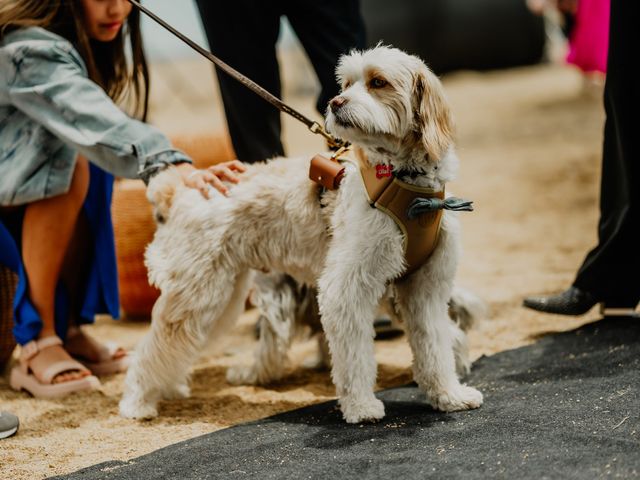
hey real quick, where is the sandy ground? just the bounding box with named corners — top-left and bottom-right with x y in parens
top-left (0, 52), bottom-right (609, 478)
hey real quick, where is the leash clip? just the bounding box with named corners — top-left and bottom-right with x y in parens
top-left (309, 122), bottom-right (349, 150)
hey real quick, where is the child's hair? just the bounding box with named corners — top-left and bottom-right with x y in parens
top-left (0, 0), bottom-right (150, 120)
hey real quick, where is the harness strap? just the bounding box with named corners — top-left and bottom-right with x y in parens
top-left (346, 150), bottom-right (446, 276)
top-left (365, 173), bottom-right (445, 276)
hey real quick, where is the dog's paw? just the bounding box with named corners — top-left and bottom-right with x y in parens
top-left (226, 365), bottom-right (259, 385)
top-left (163, 383), bottom-right (191, 400)
top-left (119, 396), bottom-right (159, 420)
top-left (340, 396), bottom-right (385, 424)
top-left (427, 384), bottom-right (483, 412)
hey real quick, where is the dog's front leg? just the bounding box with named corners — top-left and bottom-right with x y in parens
top-left (394, 215), bottom-right (483, 413)
top-left (318, 216), bottom-right (405, 423)
top-left (318, 269), bottom-right (384, 423)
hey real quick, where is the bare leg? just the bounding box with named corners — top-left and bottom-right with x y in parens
top-left (21, 158), bottom-right (91, 384)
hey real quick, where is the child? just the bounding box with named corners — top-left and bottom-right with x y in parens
top-left (0, 0), bottom-right (246, 397)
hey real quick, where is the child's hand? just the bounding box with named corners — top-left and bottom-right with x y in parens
top-left (176, 161), bottom-right (247, 198)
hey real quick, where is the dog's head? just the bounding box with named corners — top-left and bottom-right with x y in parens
top-left (326, 45), bottom-right (453, 165)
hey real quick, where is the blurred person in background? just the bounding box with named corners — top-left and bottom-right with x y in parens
top-left (529, 0), bottom-right (609, 87)
top-left (564, 0), bottom-right (609, 85)
top-left (524, 0), bottom-right (639, 317)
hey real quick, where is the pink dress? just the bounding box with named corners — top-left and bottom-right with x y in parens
top-left (566, 0), bottom-right (610, 73)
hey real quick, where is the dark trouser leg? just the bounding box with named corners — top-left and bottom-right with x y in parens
top-left (284, 0), bottom-right (366, 115)
top-left (572, 0), bottom-right (640, 307)
top-left (195, 0), bottom-right (284, 163)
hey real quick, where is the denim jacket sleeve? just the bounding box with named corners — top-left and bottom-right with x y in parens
top-left (5, 36), bottom-right (191, 183)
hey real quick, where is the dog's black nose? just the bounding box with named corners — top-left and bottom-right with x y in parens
top-left (330, 96), bottom-right (348, 113)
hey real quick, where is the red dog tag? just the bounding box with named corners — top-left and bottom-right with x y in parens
top-left (376, 164), bottom-right (393, 179)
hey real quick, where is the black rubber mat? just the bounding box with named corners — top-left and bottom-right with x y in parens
top-left (54, 316), bottom-right (640, 479)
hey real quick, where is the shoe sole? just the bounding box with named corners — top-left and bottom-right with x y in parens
top-left (600, 305), bottom-right (640, 317)
top-left (10, 367), bottom-right (101, 398)
top-left (0, 426), bottom-right (18, 439)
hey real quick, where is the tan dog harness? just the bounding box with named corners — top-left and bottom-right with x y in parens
top-left (358, 161), bottom-right (445, 276)
top-left (309, 147), bottom-right (472, 276)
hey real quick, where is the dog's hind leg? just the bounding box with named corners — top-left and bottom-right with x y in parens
top-left (394, 217), bottom-right (483, 413)
top-left (207, 269), bottom-right (254, 343)
top-left (450, 321), bottom-right (471, 377)
top-left (120, 269), bottom-right (243, 419)
top-left (226, 272), bottom-right (298, 385)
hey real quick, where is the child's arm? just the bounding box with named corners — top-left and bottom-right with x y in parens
top-left (5, 40), bottom-right (190, 183)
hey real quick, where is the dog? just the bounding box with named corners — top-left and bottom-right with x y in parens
top-left (120, 46), bottom-right (484, 423)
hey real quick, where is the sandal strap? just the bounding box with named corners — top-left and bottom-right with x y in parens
top-left (41, 359), bottom-right (90, 385)
top-left (20, 336), bottom-right (63, 363)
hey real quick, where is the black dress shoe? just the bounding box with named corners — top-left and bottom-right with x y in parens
top-left (523, 286), bottom-right (598, 315)
top-left (373, 316), bottom-right (404, 340)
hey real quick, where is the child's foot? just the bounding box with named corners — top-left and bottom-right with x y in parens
top-left (9, 336), bottom-right (100, 398)
top-left (65, 326), bottom-right (126, 362)
top-left (65, 326), bottom-right (129, 376)
top-left (28, 339), bottom-right (92, 384)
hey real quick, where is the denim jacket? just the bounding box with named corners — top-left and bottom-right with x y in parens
top-left (0, 27), bottom-right (190, 206)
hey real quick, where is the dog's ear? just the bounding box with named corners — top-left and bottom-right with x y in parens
top-left (413, 66), bottom-right (453, 161)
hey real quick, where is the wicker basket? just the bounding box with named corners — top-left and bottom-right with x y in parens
top-left (0, 265), bottom-right (18, 369)
top-left (113, 131), bottom-right (235, 319)
top-left (112, 179), bottom-right (159, 318)
top-left (171, 132), bottom-right (235, 169)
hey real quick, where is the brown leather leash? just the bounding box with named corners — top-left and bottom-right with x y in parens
top-left (127, 0), bottom-right (348, 150)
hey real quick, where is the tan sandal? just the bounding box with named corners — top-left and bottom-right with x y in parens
top-left (66, 328), bottom-right (130, 376)
top-left (9, 336), bottom-right (100, 398)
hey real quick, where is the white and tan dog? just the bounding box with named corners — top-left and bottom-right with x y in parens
top-left (120, 46), bottom-right (483, 423)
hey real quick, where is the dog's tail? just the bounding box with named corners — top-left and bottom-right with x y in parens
top-left (146, 167), bottom-right (183, 224)
top-left (449, 285), bottom-right (488, 332)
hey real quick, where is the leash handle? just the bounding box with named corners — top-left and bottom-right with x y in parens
top-left (128, 0), bottom-right (347, 149)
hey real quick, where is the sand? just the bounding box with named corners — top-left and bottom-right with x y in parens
top-left (0, 55), bottom-right (608, 479)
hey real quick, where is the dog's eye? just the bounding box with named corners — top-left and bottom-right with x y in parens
top-left (369, 77), bottom-right (388, 89)
top-left (343, 80), bottom-right (352, 90)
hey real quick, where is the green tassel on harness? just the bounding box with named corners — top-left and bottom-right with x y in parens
top-left (407, 197), bottom-right (474, 220)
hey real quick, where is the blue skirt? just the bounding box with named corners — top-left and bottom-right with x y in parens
top-left (0, 165), bottom-right (120, 345)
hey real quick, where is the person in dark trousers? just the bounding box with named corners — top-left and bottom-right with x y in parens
top-left (194, 0), bottom-right (366, 163)
top-left (524, 0), bottom-right (639, 316)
